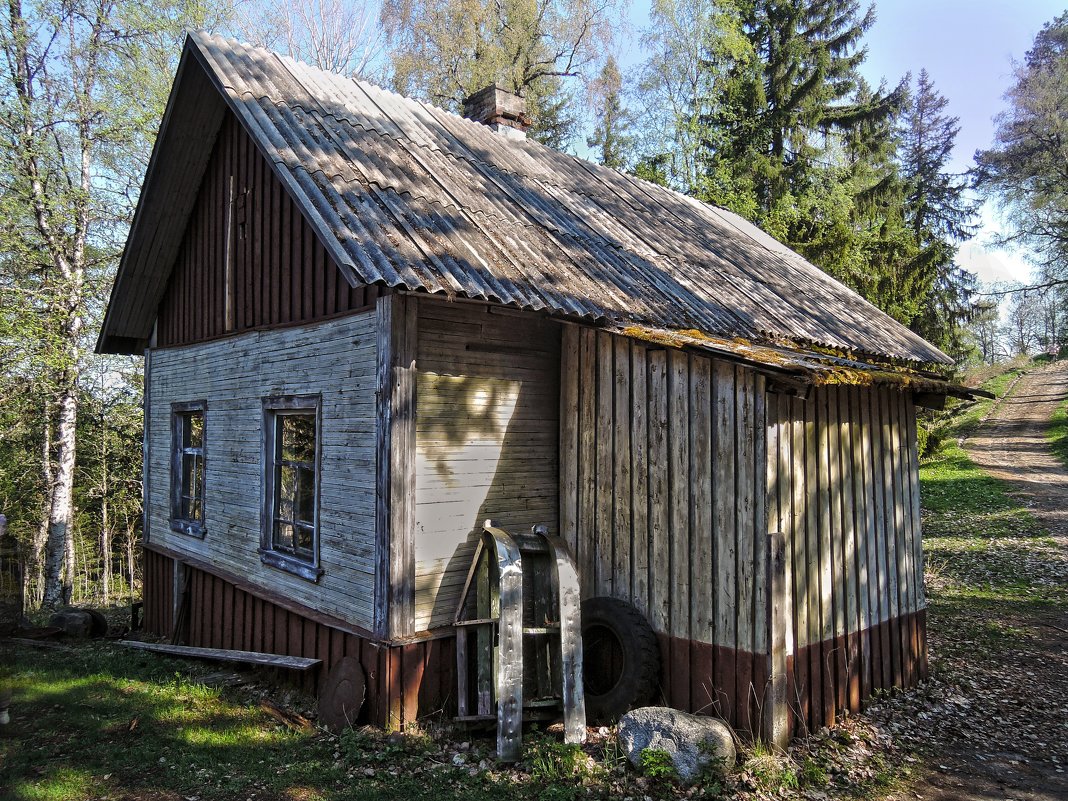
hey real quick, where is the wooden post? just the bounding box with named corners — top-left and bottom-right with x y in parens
top-left (765, 532), bottom-right (789, 750)
top-left (375, 294), bottom-right (417, 640)
top-left (171, 558), bottom-right (187, 644)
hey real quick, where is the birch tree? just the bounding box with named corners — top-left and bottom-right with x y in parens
top-left (0, 0), bottom-right (229, 608)
top-left (243, 0), bottom-right (386, 79)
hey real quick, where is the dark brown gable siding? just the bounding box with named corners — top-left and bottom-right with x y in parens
top-left (157, 111), bottom-right (383, 347)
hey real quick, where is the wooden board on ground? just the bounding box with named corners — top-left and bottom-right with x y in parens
top-left (118, 640), bottom-right (321, 670)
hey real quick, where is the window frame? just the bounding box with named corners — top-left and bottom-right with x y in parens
top-left (170, 400), bottom-right (207, 538)
top-left (260, 394), bottom-right (323, 582)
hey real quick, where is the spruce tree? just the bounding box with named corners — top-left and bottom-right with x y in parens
top-left (899, 69), bottom-right (977, 357)
top-left (587, 57), bottom-right (635, 169)
top-left (699, 0), bottom-right (905, 220)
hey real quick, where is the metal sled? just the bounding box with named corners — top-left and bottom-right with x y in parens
top-left (454, 520), bottom-right (586, 761)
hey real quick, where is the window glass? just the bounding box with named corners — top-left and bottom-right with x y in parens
top-left (171, 404), bottom-right (206, 536)
top-left (265, 405), bottom-right (319, 571)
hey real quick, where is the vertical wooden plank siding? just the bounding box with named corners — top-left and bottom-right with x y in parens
top-left (712, 361), bottom-right (738, 721)
top-left (140, 546), bottom-right (454, 729)
top-left (376, 294), bottom-right (418, 639)
top-left (765, 385), bottom-right (927, 734)
top-left (559, 331), bottom-right (768, 733)
top-left (156, 110), bottom-right (382, 350)
top-left (668, 350), bottom-right (691, 712)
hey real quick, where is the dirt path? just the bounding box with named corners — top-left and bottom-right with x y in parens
top-left (907, 363), bottom-right (1068, 801)
top-left (967, 362), bottom-right (1068, 541)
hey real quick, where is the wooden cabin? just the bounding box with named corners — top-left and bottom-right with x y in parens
top-left (99, 33), bottom-right (971, 737)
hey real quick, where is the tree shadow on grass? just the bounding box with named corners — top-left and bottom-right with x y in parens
top-left (0, 643), bottom-right (526, 801)
top-left (0, 643), bottom-right (342, 801)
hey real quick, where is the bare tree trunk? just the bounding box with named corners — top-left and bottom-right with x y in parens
top-left (126, 522), bottom-right (136, 599)
top-left (42, 380), bottom-right (78, 609)
top-left (29, 412), bottom-right (53, 607)
top-left (101, 503), bottom-right (111, 605)
top-left (100, 411), bottom-right (111, 604)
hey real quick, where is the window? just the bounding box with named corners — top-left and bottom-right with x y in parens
top-left (171, 401), bottom-right (206, 537)
top-left (261, 396), bottom-right (322, 581)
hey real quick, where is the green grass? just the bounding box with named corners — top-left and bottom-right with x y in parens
top-left (0, 642), bottom-right (540, 801)
top-left (1047, 398), bottom-right (1068, 469)
top-left (919, 361), bottom-right (1068, 653)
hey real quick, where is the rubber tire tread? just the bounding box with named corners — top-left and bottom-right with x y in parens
top-left (580, 596), bottom-right (660, 723)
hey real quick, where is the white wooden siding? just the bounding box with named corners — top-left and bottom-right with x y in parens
top-left (146, 312), bottom-right (378, 631)
top-left (412, 299), bottom-right (560, 633)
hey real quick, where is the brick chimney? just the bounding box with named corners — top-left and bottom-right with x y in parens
top-left (462, 84), bottom-right (530, 140)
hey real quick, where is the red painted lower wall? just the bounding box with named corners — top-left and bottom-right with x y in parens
top-left (141, 546), bottom-right (455, 729)
top-left (657, 616), bottom-right (927, 737)
top-left (143, 547), bottom-right (925, 735)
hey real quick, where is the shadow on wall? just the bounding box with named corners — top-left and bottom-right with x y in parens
top-left (414, 318), bottom-right (560, 630)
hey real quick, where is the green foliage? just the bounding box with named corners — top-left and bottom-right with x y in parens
top-left (739, 741), bottom-right (798, 793)
top-left (1046, 398), bottom-right (1068, 469)
top-left (975, 11), bottom-right (1068, 275)
top-left (525, 732), bottom-right (591, 783)
top-left (631, 0), bottom-right (980, 347)
top-left (799, 757), bottom-right (828, 788)
top-left (587, 56), bottom-right (635, 169)
top-left (638, 747), bottom-right (677, 781)
top-left (0, 0), bottom-right (230, 608)
top-left (897, 69), bottom-right (979, 358)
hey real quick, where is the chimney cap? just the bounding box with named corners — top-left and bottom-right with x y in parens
top-left (462, 84), bottom-right (530, 135)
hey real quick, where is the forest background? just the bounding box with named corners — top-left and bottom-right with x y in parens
top-left (2, 0), bottom-right (1066, 611)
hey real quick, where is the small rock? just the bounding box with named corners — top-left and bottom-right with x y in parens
top-left (363, 768), bottom-right (374, 777)
top-left (452, 753), bottom-right (466, 767)
top-left (618, 706), bottom-right (736, 784)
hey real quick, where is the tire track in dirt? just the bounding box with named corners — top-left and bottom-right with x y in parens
top-left (966, 362), bottom-right (1068, 542)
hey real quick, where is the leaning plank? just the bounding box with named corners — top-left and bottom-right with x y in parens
top-left (119, 640), bottom-right (321, 670)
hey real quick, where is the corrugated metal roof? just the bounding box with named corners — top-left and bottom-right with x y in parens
top-left (101, 32), bottom-right (953, 366)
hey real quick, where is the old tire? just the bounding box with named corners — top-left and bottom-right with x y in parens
top-left (581, 597), bottom-right (660, 723)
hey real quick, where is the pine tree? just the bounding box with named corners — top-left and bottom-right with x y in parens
top-left (898, 69), bottom-right (977, 357)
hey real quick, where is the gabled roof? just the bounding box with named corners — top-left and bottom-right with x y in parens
top-left (99, 32), bottom-right (951, 367)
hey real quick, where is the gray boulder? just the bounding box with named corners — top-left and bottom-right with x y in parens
top-left (618, 706), bottom-right (736, 784)
top-left (48, 609), bottom-right (93, 638)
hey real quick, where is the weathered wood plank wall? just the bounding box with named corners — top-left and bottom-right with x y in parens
top-left (146, 311), bottom-right (378, 631)
top-left (142, 547), bottom-right (175, 636)
top-left (413, 299), bottom-right (561, 633)
top-left (766, 386), bottom-right (926, 734)
top-left (141, 545), bottom-right (455, 729)
top-left (560, 326), bottom-right (768, 732)
top-left (156, 110), bottom-right (383, 348)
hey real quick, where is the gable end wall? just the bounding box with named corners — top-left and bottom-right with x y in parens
top-left (156, 110), bottom-right (384, 348)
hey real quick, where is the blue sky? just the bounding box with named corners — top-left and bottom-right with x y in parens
top-left (612, 0), bottom-right (1065, 285)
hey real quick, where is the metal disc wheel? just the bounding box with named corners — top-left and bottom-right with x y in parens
top-left (317, 656), bottom-right (366, 732)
